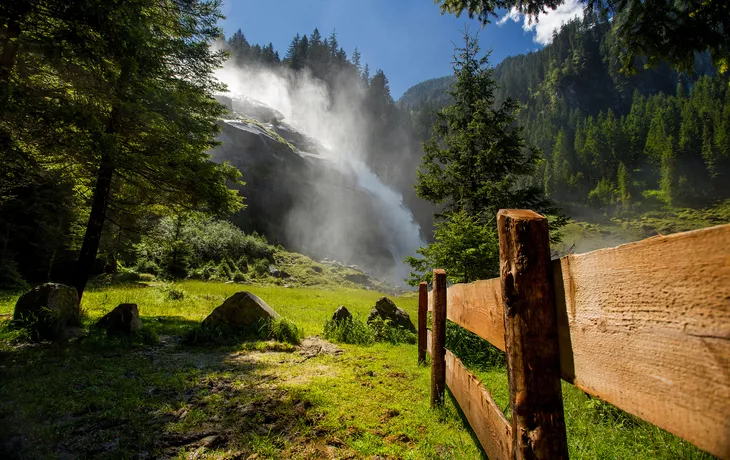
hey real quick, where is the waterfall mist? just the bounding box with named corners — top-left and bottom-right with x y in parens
top-left (212, 63), bottom-right (426, 284)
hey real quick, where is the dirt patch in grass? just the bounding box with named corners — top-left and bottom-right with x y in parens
top-left (296, 335), bottom-right (344, 359)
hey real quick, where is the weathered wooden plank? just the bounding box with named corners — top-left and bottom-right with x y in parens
top-left (553, 223), bottom-right (730, 459)
top-left (431, 269), bottom-right (447, 407)
top-left (498, 209), bottom-right (569, 459)
top-left (446, 350), bottom-right (513, 460)
top-left (427, 328), bottom-right (432, 356)
top-left (418, 282), bottom-right (428, 364)
top-left (446, 278), bottom-right (505, 351)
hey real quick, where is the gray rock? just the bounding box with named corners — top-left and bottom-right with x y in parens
top-left (13, 283), bottom-right (80, 340)
top-left (202, 291), bottom-right (280, 330)
top-left (268, 265), bottom-right (291, 279)
top-left (332, 306), bottom-right (353, 322)
top-left (345, 273), bottom-right (372, 287)
top-left (367, 297), bottom-right (416, 332)
top-left (95, 303), bottom-right (142, 336)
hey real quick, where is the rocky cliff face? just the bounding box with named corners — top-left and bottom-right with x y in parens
top-left (209, 95), bottom-right (400, 278)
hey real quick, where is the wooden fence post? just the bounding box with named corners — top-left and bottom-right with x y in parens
top-left (497, 210), bottom-right (568, 460)
top-left (430, 269), bottom-right (447, 407)
top-left (418, 281), bottom-right (428, 364)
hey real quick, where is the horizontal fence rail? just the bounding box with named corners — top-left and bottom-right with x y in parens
top-left (419, 210), bottom-right (730, 459)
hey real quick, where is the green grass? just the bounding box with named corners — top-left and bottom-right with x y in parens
top-left (554, 199), bottom-right (730, 256)
top-left (0, 281), bottom-right (716, 459)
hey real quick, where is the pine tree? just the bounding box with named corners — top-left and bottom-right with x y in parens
top-left (351, 47), bottom-right (362, 72)
top-left (617, 161), bottom-right (632, 207)
top-left (408, 30), bottom-right (565, 284)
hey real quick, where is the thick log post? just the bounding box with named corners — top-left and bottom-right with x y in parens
top-left (430, 269), bottom-right (447, 407)
top-left (418, 281), bottom-right (428, 364)
top-left (497, 210), bottom-right (568, 460)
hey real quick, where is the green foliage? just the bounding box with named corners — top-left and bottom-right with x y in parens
top-left (10, 307), bottom-right (64, 342)
top-left (184, 317), bottom-right (303, 346)
top-left (406, 210), bottom-right (499, 285)
top-left (436, 0), bottom-right (729, 75)
top-left (160, 283), bottom-right (186, 301)
top-left (135, 213), bottom-right (276, 281)
top-left (268, 318), bottom-right (304, 345)
top-left (368, 316), bottom-right (417, 345)
top-left (588, 178), bottom-right (618, 207)
top-left (410, 30), bottom-right (564, 284)
top-left (323, 316), bottom-right (416, 346)
top-left (446, 321), bottom-right (505, 370)
top-left (408, 14), bottom-right (730, 215)
top-left (323, 317), bottom-right (375, 345)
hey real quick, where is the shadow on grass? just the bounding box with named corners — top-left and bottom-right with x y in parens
top-left (0, 316), bottom-right (318, 459)
top-left (444, 390), bottom-right (489, 460)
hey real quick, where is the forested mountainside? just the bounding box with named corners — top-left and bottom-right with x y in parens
top-left (400, 12), bottom-right (730, 213)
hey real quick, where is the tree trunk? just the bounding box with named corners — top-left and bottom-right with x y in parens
top-left (70, 155), bottom-right (114, 297)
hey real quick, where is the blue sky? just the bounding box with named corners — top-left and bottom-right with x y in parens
top-left (219, 0), bottom-right (584, 99)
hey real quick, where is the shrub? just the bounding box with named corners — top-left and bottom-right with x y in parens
top-left (0, 256), bottom-right (29, 291)
top-left (136, 259), bottom-right (160, 276)
top-left (184, 317), bottom-right (303, 345)
top-left (369, 316), bottom-right (417, 345)
top-left (323, 317), bottom-right (374, 345)
top-left (446, 321), bottom-right (505, 370)
top-left (232, 271), bottom-right (248, 283)
top-left (251, 259), bottom-right (270, 278)
top-left (137, 273), bottom-right (155, 282)
top-left (112, 270), bottom-right (141, 284)
top-left (160, 283), bottom-right (185, 300)
top-left (268, 318), bottom-right (303, 345)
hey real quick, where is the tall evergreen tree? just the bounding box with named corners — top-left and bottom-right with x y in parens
top-left (408, 30), bottom-right (565, 284)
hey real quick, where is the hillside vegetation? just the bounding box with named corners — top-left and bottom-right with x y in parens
top-left (401, 13), bottom-right (729, 221)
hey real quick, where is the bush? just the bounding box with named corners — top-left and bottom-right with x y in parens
top-left (112, 270), bottom-right (141, 284)
top-left (136, 259), bottom-right (160, 276)
top-left (251, 259), bottom-right (270, 278)
top-left (184, 317), bottom-right (303, 345)
top-left (369, 316), bottom-right (417, 345)
top-left (232, 271), bottom-right (248, 283)
top-left (137, 273), bottom-right (155, 282)
top-left (0, 256), bottom-right (29, 291)
top-left (268, 318), bottom-right (303, 345)
top-left (323, 317), bottom-right (375, 345)
top-left (446, 321), bottom-right (505, 370)
top-left (160, 283), bottom-right (185, 300)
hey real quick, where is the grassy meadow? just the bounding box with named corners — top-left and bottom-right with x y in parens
top-left (0, 281), bottom-right (715, 459)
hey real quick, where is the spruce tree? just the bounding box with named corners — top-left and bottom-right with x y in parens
top-left (408, 30), bottom-right (565, 285)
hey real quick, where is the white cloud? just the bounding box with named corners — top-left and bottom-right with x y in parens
top-left (497, 0), bottom-right (584, 45)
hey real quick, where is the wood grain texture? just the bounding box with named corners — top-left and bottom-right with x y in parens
top-left (431, 269), bottom-right (447, 407)
top-left (446, 278), bottom-right (505, 351)
top-left (418, 282), bottom-right (428, 364)
top-left (427, 328), bottom-right (432, 356)
top-left (553, 223), bottom-right (730, 459)
top-left (446, 350), bottom-right (513, 460)
top-left (498, 209), bottom-right (569, 460)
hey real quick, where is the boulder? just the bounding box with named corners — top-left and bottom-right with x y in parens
top-left (332, 306), bottom-right (353, 322)
top-left (202, 291), bottom-right (280, 330)
top-left (268, 265), bottom-right (291, 279)
top-left (95, 303), bottom-right (142, 336)
top-left (13, 283), bottom-right (80, 340)
top-left (367, 297), bottom-right (416, 332)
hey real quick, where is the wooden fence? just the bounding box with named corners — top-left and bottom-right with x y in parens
top-left (419, 209), bottom-right (730, 459)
